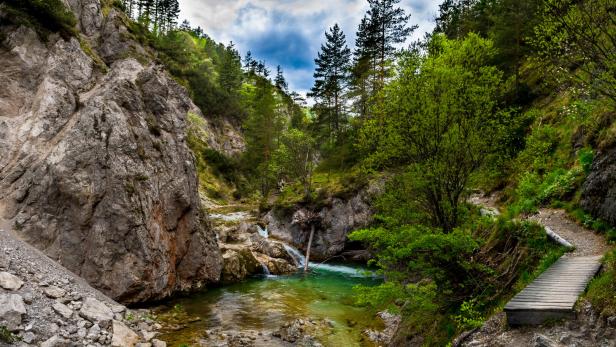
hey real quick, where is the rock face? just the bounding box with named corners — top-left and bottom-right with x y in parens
top-left (264, 188), bottom-right (376, 261)
top-left (0, 1), bottom-right (221, 303)
top-left (581, 146), bottom-right (616, 226)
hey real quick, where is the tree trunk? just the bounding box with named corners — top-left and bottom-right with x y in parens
top-left (304, 224), bottom-right (315, 272)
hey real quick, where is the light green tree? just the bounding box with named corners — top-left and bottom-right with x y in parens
top-left (358, 33), bottom-right (510, 231)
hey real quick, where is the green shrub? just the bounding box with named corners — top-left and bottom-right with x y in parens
top-left (453, 299), bottom-right (484, 330)
top-left (578, 147), bottom-right (594, 175)
top-left (586, 250), bottom-right (616, 316)
top-left (2, 0), bottom-right (77, 40)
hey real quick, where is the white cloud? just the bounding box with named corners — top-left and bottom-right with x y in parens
top-left (178, 0), bottom-right (442, 93)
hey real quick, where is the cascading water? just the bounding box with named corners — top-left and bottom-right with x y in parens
top-left (283, 244), bottom-right (306, 267)
top-left (260, 262), bottom-right (271, 275)
top-left (257, 225), bottom-right (269, 238)
top-left (282, 243), bottom-right (374, 277)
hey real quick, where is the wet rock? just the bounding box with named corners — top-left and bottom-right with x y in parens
top-left (221, 248), bottom-right (262, 284)
top-left (0, 293), bottom-right (26, 331)
top-left (264, 186), bottom-right (377, 260)
top-left (80, 297), bottom-right (113, 323)
top-left (0, 271), bottom-right (24, 290)
top-left (111, 320), bottom-right (140, 347)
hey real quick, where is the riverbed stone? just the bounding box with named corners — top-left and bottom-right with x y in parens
top-left (0, 271), bottom-right (24, 290)
top-left (0, 293), bottom-right (27, 331)
top-left (151, 339), bottom-right (167, 347)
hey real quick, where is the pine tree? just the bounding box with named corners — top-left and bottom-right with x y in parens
top-left (351, 0), bottom-right (416, 118)
top-left (219, 42), bottom-right (243, 94)
top-left (274, 65), bottom-right (288, 92)
top-left (309, 24), bottom-right (351, 140)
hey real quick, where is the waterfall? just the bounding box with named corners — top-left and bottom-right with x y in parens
top-left (259, 261), bottom-right (271, 275)
top-left (283, 244), bottom-right (306, 267)
top-left (257, 225), bottom-right (269, 238)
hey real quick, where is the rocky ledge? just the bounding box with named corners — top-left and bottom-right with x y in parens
top-left (0, 228), bottom-right (166, 347)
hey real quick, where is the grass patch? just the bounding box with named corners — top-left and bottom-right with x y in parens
top-left (586, 250), bottom-right (616, 316)
top-left (0, 326), bottom-right (19, 344)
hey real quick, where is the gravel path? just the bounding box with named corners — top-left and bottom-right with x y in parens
top-left (470, 193), bottom-right (609, 256)
top-left (529, 209), bottom-right (610, 256)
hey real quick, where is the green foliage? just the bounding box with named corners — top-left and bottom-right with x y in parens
top-left (533, 0), bottom-right (616, 103)
top-left (358, 33), bottom-right (514, 231)
top-left (509, 167), bottom-right (583, 215)
top-left (2, 0), bottom-right (77, 40)
top-left (586, 250), bottom-right (616, 316)
top-left (578, 148), bottom-right (594, 175)
top-left (453, 299), bottom-right (484, 330)
top-left (0, 326), bottom-right (19, 344)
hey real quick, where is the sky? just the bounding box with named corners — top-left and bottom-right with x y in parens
top-left (178, 0), bottom-right (442, 98)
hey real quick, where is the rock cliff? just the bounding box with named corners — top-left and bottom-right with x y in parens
top-left (264, 186), bottom-right (377, 261)
top-left (581, 146), bottom-right (616, 227)
top-left (0, 1), bottom-right (221, 303)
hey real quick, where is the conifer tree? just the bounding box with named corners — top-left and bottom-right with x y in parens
top-left (274, 65), bottom-right (288, 92)
top-left (351, 0), bottom-right (416, 118)
top-left (309, 24), bottom-right (351, 140)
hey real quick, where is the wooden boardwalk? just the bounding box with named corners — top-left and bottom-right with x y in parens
top-left (505, 255), bottom-right (602, 325)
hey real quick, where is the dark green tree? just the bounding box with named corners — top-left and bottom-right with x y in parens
top-left (309, 24), bottom-right (351, 141)
top-left (351, 0), bottom-right (416, 118)
top-left (274, 65), bottom-right (288, 92)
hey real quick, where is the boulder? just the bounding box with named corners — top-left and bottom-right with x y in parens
top-left (264, 187), bottom-right (376, 261)
top-left (0, 294), bottom-right (26, 331)
top-left (221, 248), bottom-right (262, 284)
top-left (0, 272), bottom-right (23, 290)
top-left (151, 339), bottom-right (167, 347)
top-left (112, 320), bottom-right (140, 347)
top-left (80, 297), bottom-right (113, 323)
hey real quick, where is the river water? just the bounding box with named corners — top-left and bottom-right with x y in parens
top-left (155, 263), bottom-right (383, 346)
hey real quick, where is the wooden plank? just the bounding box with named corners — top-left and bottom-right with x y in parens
top-left (505, 254), bottom-right (602, 325)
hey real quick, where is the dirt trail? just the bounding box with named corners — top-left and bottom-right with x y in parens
top-left (529, 209), bottom-right (609, 256)
top-left (470, 193), bottom-right (609, 256)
